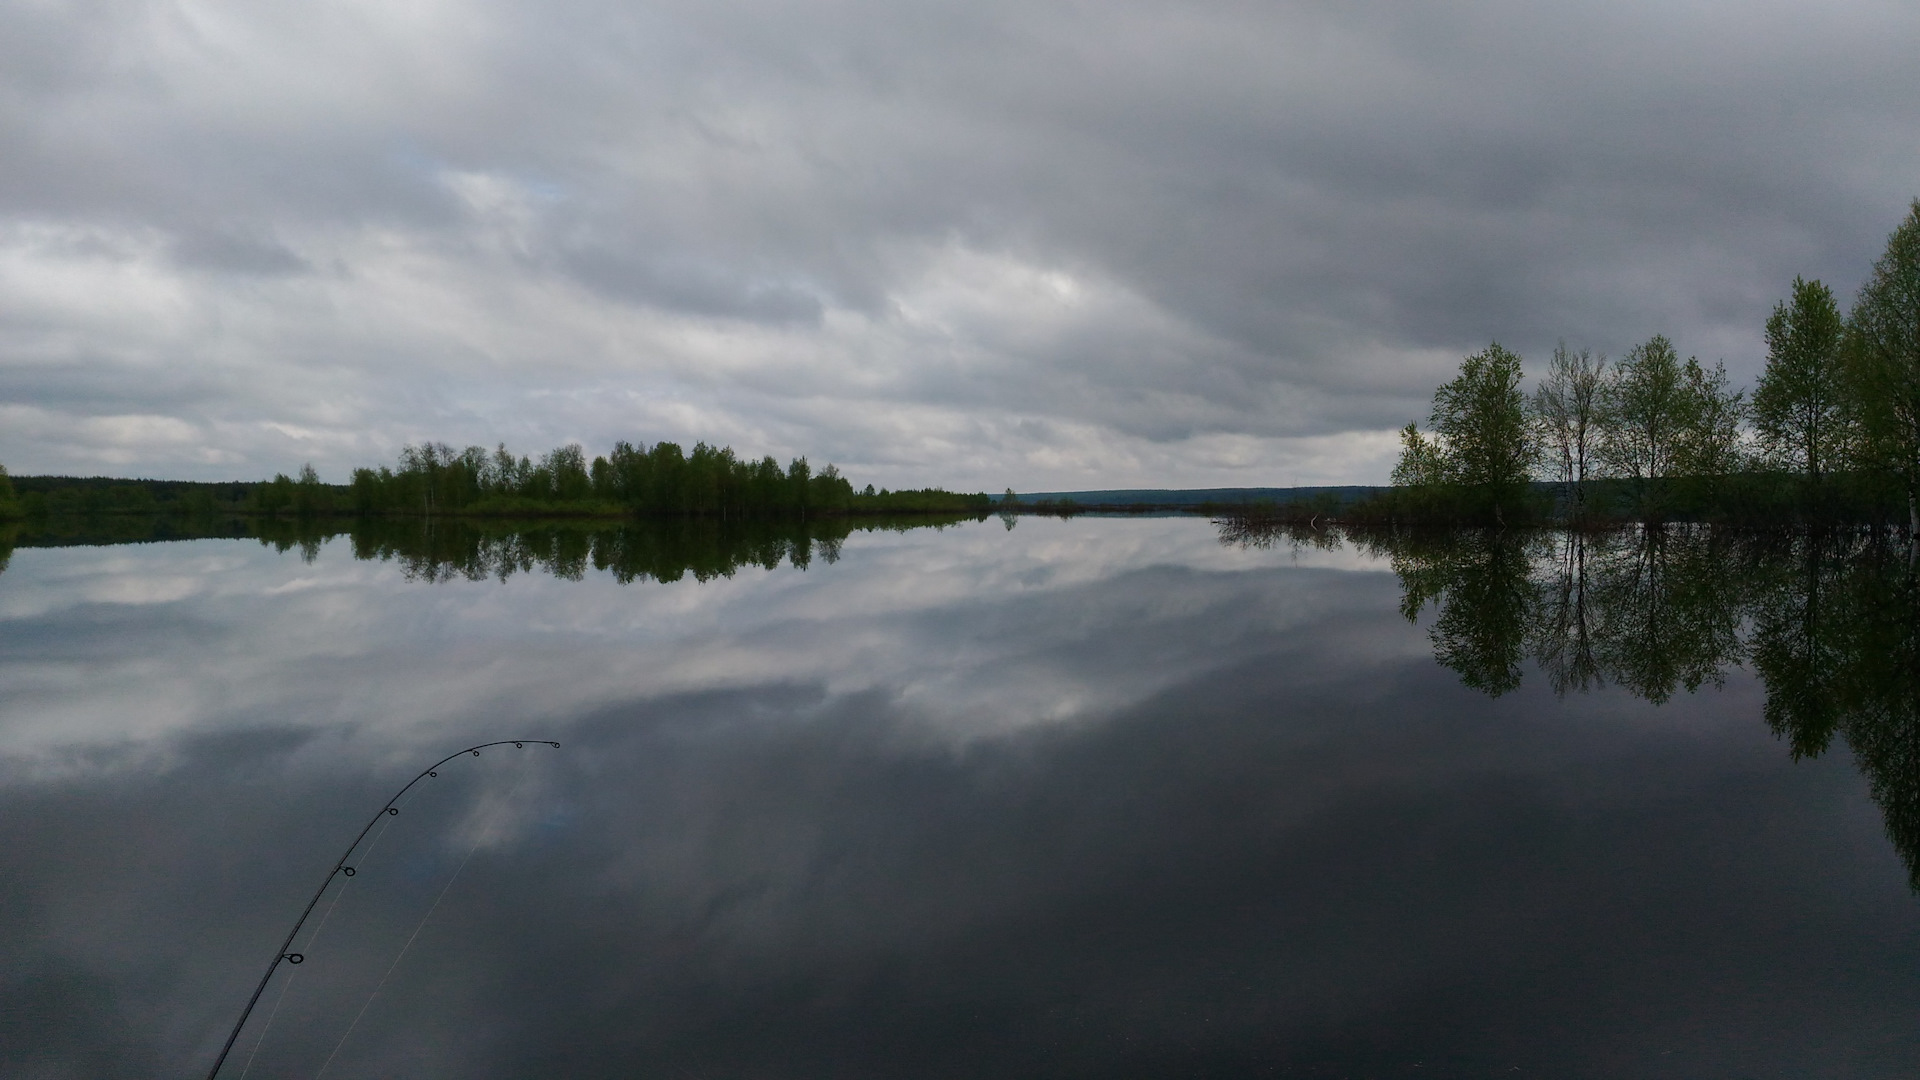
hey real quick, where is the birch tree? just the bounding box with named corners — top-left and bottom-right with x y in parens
top-left (1531, 343), bottom-right (1605, 520)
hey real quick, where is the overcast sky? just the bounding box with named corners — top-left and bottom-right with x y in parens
top-left (2, 0), bottom-right (1916, 489)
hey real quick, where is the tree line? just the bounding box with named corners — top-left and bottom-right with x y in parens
top-left (1383, 200), bottom-right (1920, 525)
top-left (4, 474), bottom-right (255, 518)
top-left (331, 441), bottom-right (850, 517)
top-left (293, 440), bottom-right (988, 518)
top-left (0, 442), bottom-right (992, 521)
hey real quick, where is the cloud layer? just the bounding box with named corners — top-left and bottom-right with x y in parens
top-left (3, 0), bottom-right (1917, 486)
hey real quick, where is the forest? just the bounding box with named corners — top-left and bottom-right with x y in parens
top-left (315, 440), bottom-right (990, 518)
top-left (0, 441), bottom-right (991, 522)
top-left (1365, 200), bottom-right (1920, 526)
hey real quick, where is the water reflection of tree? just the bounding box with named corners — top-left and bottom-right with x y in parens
top-left (4, 512), bottom-right (976, 586)
top-left (1358, 528), bottom-right (1536, 696)
top-left (344, 517), bottom-right (855, 584)
top-left (1759, 537), bottom-right (1920, 887)
top-left (1310, 521), bottom-right (1920, 889)
top-left (1214, 518), bottom-right (1342, 553)
top-left (1587, 526), bottom-right (1747, 703)
top-left (1333, 524), bottom-right (1751, 704)
top-left (1527, 530), bottom-right (1601, 695)
top-left (1747, 532), bottom-right (1856, 759)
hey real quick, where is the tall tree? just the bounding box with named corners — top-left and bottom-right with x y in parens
top-left (543, 444), bottom-right (592, 502)
top-left (1597, 334), bottom-right (1688, 518)
top-left (1425, 342), bottom-right (1535, 522)
top-left (1390, 423), bottom-right (1447, 488)
top-left (1530, 342), bottom-right (1606, 520)
top-left (292, 462), bottom-right (328, 517)
top-left (1673, 357), bottom-right (1746, 488)
top-left (1753, 277), bottom-right (1847, 485)
top-left (1846, 200), bottom-right (1920, 532)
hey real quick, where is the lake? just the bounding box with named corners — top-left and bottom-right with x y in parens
top-left (4, 515), bottom-right (1918, 1077)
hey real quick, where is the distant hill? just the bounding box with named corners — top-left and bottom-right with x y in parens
top-left (995, 486), bottom-right (1384, 508)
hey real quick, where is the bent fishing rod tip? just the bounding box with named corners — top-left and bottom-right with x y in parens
top-left (205, 737), bottom-right (564, 1079)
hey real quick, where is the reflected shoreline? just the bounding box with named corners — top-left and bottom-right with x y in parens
top-left (7, 514), bottom-right (1920, 1073)
top-left (11, 514), bottom-right (1919, 893)
top-left (1224, 518), bottom-right (1920, 889)
top-left (0, 512), bottom-right (985, 584)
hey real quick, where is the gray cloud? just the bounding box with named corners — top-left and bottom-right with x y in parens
top-left (1, 0), bottom-right (1917, 486)
top-left (169, 228), bottom-right (310, 277)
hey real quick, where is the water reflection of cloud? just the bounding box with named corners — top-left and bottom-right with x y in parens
top-left (0, 519), bottom-right (1402, 760)
top-left (5, 520), bottom-right (1920, 1075)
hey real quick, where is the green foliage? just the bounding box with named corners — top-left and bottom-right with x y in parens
top-left (852, 487), bottom-right (994, 513)
top-left (1390, 423), bottom-right (1446, 488)
top-left (0, 465), bottom-right (14, 575)
top-left (1392, 343), bottom-right (1536, 523)
top-left (1432, 342), bottom-right (1535, 496)
top-left (1845, 199), bottom-right (1920, 528)
top-left (1596, 334), bottom-right (1691, 516)
top-left (341, 439), bottom-right (983, 519)
top-left (1531, 343), bottom-right (1606, 520)
top-left (1386, 330), bottom-right (1758, 525)
top-left (347, 440), bottom-right (860, 518)
top-left (247, 464), bottom-right (342, 517)
top-left (1754, 277), bottom-right (1848, 482)
top-left (0, 463), bottom-right (18, 521)
top-left (1670, 357), bottom-right (1746, 505)
top-left (12, 476), bottom-right (254, 517)
top-left (3, 445), bottom-right (978, 524)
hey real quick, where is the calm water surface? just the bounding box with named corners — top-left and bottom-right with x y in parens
top-left (2, 517), bottom-right (1917, 1077)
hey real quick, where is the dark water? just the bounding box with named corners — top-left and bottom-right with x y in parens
top-left (3, 517), bottom-right (1918, 1078)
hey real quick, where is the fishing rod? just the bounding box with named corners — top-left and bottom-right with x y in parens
top-left (206, 739), bottom-right (561, 1079)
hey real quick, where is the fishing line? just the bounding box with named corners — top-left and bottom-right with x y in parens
top-left (238, 788), bottom-right (414, 1080)
top-left (206, 739), bottom-right (560, 1080)
top-left (236, 964), bottom-right (296, 1080)
top-left (313, 765), bottom-right (533, 1079)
